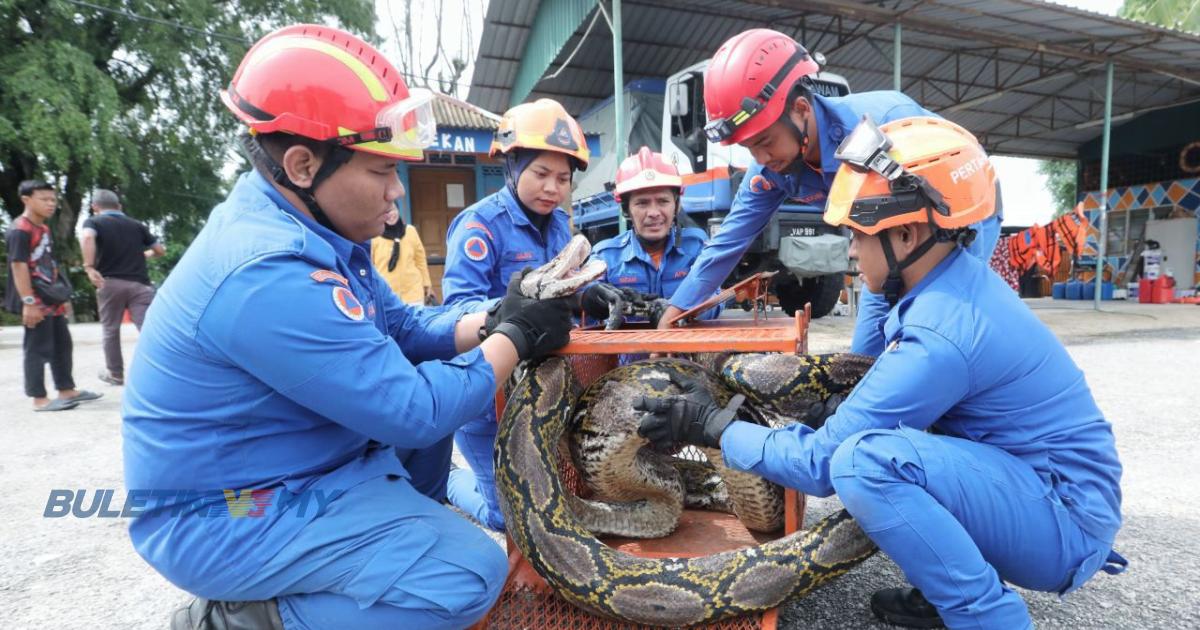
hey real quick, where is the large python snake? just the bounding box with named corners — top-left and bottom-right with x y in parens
top-left (568, 353), bottom-right (875, 538)
top-left (494, 237), bottom-right (881, 626)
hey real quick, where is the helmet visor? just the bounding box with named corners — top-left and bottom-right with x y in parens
top-left (835, 115), bottom-right (904, 180)
top-left (376, 88), bottom-right (437, 150)
top-left (824, 167), bottom-right (869, 228)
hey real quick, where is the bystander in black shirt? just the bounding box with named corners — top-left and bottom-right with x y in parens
top-left (81, 211), bottom-right (159, 285)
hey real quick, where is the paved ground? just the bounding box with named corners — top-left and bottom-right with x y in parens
top-left (1, 299), bottom-right (1197, 629)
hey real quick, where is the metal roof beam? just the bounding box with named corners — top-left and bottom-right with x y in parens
top-left (743, 0), bottom-right (1200, 85)
top-left (845, 59), bottom-right (1172, 112)
top-left (942, 63), bottom-right (1093, 113)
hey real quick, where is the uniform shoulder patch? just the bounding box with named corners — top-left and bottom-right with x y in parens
top-left (464, 236), bottom-right (489, 261)
top-left (310, 270), bottom-right (349, 286)
top-left (462, 220), bottom-right (494, 240)
top-left (749, 174), bottom-right (774, 193)
top-left (331, 286), bottom-right (365, 321)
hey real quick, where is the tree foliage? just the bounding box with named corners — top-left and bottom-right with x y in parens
top-left (0, 0), bottom-right (375, 256)
top-left (1120, 0), bottom-right (1200, 33)
top-left (1038, 159), bottom-right (1078, 218)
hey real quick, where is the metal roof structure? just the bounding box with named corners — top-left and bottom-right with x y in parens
top-left (467, 0), bottom-right (1200, 159)
top-left (433, 92), bottom-right (502, 130)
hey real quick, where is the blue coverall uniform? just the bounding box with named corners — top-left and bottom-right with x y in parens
top-left (720, 248), bottom-right (1125, 629)
top-left (590, 226), bottom-right (721, 321)
top-left (666, 91), bottom-right (1003, 356)
top-left (441, 186), bottom-right (572, 530)
top-left (122, 172), bottom-right (508, 630)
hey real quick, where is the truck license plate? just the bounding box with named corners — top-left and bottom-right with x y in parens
top-left (788, 226), bottom-right (818, 237)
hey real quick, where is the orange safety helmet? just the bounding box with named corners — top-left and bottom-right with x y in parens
top-left (613, 146), bottom-right (683, 202)
top-left (221, 24), bottom-right (435, 161)
top-left (490, 99), bottom-right (590, 169)
top-left (824, 116), bottom-right (996, 235)
top-left (703, 29), bottom-right (822, 146)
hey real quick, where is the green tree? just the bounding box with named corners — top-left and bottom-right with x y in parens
top-left (0, 0), bottom-right (375, 258)
top-left (1120, 0), bottom-right (1200, 33)
top-left (1037, 159), bottom-right (1078, 218)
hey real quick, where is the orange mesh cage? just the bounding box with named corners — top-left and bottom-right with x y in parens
top-left (477, 279), bottom-right (811, 629)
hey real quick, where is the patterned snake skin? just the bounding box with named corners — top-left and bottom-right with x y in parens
top-left (495, 353), bottom-right (880, 626)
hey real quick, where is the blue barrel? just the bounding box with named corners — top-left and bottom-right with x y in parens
top-left (1102, 282), bottom-right (1114, 300)
top-left (1065, 280), bottom-right (1084, 300)
top-left (1052, 282), bottom-right (1066, 299)
top-left (1082, 281), bottom-right (1096, 300)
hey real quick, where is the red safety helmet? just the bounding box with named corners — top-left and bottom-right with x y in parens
top-left (613, 146), bottom-right (683, 202)
top-left (221, 24), bottom-right (435, 161)
top-left (703, 29), bottom-right (821, 146)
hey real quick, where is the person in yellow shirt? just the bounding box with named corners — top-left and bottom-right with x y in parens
top-left (372, 214), bottom-right (435, 305)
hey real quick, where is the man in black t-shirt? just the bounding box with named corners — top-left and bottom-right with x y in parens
top-left (81, 189), bottom-right (165, 386)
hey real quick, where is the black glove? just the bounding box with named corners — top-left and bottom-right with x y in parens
top-left (800, 393), bottom-right (845, 430)
top-left (579, 283), bottom-right (626, 321)
top-left (492, 296), bottom-right (574, 361)
top-left (634, 373), bottom-right (744, 450)
top-left (481, 268), bottom-right (536, 338)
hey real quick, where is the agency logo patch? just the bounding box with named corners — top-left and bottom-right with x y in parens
top-left (464, 236), bottom-right (488, 261)
top-left (546, 118), bottom-right (579, 151)
top-left (749, 175), bottom-right (774, 193)
top-left (332, 286), bottom-right (364, 321)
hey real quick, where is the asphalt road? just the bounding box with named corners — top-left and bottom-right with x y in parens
top-left (1, 300), bottom-right (1197, 629)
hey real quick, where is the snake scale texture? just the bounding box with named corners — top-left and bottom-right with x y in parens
top-left (495, 353), bottom-right (880, 626)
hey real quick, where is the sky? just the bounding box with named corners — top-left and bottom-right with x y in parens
top-left (381, 0), bottom-right (1128, 227)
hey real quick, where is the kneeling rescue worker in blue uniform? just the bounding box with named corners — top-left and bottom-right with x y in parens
top-left (636, 116), bottom-right (1125, 629)
top-left (440, 98), bottom-right (596, 532)
top-left (123, 25), bottom-right (577, 630)
top-left (656, 29), bottom-right (1001, 359)
top-left (589, 146), bottom-right (720, 327)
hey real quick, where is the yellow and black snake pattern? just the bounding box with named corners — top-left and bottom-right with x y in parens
top-left (495, 352), bottom-right (879, 626)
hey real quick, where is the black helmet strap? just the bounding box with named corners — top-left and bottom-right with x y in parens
top-left (241, 134), bottom-right (354, 237)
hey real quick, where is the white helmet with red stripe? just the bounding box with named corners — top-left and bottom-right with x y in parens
top-left (613, 146), bottom-right (683, 202)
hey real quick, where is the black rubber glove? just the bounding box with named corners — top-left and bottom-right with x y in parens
top-left (801, 393), bottom-right (845, 430)
top-left (481, 268), bottom-right (535, 339)
top-left (579, 283), bottom-right (625, 320)
top-left (634, 373), bottom-right (744, 450)
top-left (492, 296), bottom-right (574, 361)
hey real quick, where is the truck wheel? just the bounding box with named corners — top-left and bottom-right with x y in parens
top-left (776, 274), bottom-right (844, 319)
top-left (774, 280), bottom-right (805, 316)
top-left (807, 274), bottom-right (844, 318)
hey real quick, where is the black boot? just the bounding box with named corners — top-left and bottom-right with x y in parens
top-left (870, 587), bottom-right (946, 629)
top-left (171, 597), bottom-right (284, 630)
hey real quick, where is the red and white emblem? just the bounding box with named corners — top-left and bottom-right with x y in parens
top-left (332, 286), bottom-right (364, 321)
top-left (464, 236), bottom-right (488, 261)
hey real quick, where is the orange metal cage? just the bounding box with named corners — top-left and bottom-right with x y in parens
top-left (477, 284), bottom-right (811, 630)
